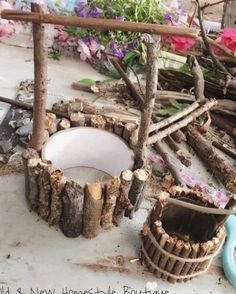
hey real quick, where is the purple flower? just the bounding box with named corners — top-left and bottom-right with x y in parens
top-left (90, 6), bottom-right (103, 18)
top-left (88, 37), bottom-right (104, 55)
top-left (115, 16), bottom-right (125, 21)
top-left (127, 42), bottom-right (137, 50)
top-left (177, 7), bottom-right (186, 17)
top-left (164, 12), bottom-right (173, 22)
top-left (111, 43), bottom-right (125, 59)
top-left (107, 6), bottom-right (115, 13)
top-left (76, 2), bottom-right (89, 18)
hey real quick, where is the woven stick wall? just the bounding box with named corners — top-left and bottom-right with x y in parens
top-left (140, 187), bottom-right (226, 283)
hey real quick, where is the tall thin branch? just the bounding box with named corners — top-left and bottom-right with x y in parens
top-left (135, 35), bottom-right (160, 168)
top-left (196, 0), bottom-right (231, 75)
top-left (188, 55), bottom-right (205, 102)
top-left (29, 3), bottom-right (48, 151)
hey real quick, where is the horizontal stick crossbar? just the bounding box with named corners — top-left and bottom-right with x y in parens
top-left (1, 9), bottom-right (199, 38)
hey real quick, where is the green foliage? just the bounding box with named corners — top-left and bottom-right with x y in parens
top-left (157, 107), bottom-right (180, 116)
top-left (89, 0), bottom-right (165, 23)
top-left (169, 99), bottom-right (183, 110)
top-left (74, 0), bottom-right (166, 48)
top-left (157, 99), bottom-right (186, 117)
top-left (78, 79), bottom-right (96, 86)
top-left (49, 48), bottom-right (63, 60)
top-left (65, 26), bottom-right (80, 36)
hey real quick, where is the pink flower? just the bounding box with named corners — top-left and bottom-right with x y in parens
top-left (171, 36), bottom-right (196, 51)
top-left (88, 38), bottom-right (104, 55)
top-left (0, 24), bottom-right (14, 37)
top-left (0, 0), bottom-right (12, 9)
top-left (218, 28), bottom-right (236, 52)
top-left (0, 1), bottom-right (14, 38)
top-left (56, 29), bottom-right (69, 42)
top-left (77, 39), bottom-right (91, 60)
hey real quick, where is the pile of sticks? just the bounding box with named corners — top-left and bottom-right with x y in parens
top-left (50, 99), bottom-right (139, 147)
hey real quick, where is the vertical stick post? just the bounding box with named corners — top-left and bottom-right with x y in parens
top-left (30, 3), bottom-right (48, 151)
top-left (135, 35), bottom-right (160, 168)
top-left (222, 0), bottom-right (236, 28)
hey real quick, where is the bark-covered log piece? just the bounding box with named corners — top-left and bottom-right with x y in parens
top-left (165, 135), bottom-right (191, 167)
top-left (105, 117), bottom-right (115, 132)
top-left (211, 113), bottom-right (236, 140)
top-left (38, 161), bottom-right (52, 220)
top-left (22, 148), bottom-right (40, 210)
top-left (114, 121), bottom-right (124, 137)
top-left (43, 130), bottom-right (50, 144)
top-left (154, 142), bottom-right (185, 187)
top-left (72, 80), bottom-right (127, 95)
top-left (60, 180), bottom-right (84, 238)
top-left (45, 113), bottom-right (57, 135)
top-left (129, 126), bottom-right (139, 147)
top-left (90, 115), bottom-right (106, 129)
top-left (70, 112), bottom-right (85, 127)
top-left (101, 177), bottom-right (121, 230)
top-left (123, 123), bottom-right (138, 144)
top-left (147, 193), bottom-right (167, 225)
top-left (212, 140), bottom-right (236, 160)
top-left (52, 100), bottom-right (70, 114)
top-left (83, 182), bottom-right (103, 238)
top-left (186, 125), bottom-right (236, 193)
top-left (72, 98), bottom-right (133, 118)
top-left (171, 130), bottom-right (187, 143)
top-left (48, 170), bottom-right (66, 226)
top-left (30, 3), bottom-right (48, 152)
top-left (58, 118), bottom-right (71, 131)
top-left (113, 170), bottom-right (133, 226)
top-left (125, 168), bottom-right (149, 219)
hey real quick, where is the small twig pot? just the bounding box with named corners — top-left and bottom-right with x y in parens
top-left (140, 187), bottom-right (225, 283)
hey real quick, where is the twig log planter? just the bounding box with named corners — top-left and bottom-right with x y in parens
top-left (140, 187), bottom-right (226, 283)
top-left (23, 112), bottom-right (151, 238)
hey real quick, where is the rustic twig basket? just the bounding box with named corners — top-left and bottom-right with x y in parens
top-left (22, 108), bottom-right (150, 239)
top-left (140, 187), bottom-right (226, 283)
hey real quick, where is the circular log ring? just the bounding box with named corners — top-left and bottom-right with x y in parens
top-left (22, 107), bottom-right (150, 239)
top-left (140, 187), bottom-right (226, 283)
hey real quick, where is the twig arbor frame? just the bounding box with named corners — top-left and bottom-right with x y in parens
top-left (1, 4), bottom-right (199, 152)
top-left (1, 4), bottom-right (199, 238)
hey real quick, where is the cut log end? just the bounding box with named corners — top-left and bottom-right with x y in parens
top-left (58, 118), bottom-right (71, 131)
top-left (69, 112), bottom-right (86, 127)
top-left (90, 115), bottom-right (106, 129)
